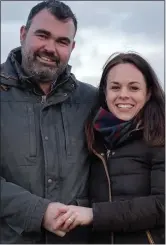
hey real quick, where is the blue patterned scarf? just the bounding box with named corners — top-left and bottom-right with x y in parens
top-left (93, 107), bottom-right (135, 148)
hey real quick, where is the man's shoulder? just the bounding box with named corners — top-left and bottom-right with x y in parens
top-left (73, 79), bottom-right (98, 104)
top-left (77, 80), bottom-right (97, 92)
top-left (1, 62), bottom-right (6, 75)
top-left (0, 62), bottom-right (10, 88)
top-left (0, 61), bottom-right (18, 89)
top-left (1, 59), bottom-right (14, 83)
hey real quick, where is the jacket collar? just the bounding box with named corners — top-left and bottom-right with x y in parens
top-left (92, 127), bottom-right (143, 154)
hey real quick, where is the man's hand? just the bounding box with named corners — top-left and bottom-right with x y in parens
top-left (52, 205), bottom-right (93, 232)
top-left (42, 202), bottom-right (69, 236)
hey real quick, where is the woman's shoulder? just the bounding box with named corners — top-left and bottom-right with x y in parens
top-left (147, 144), bottom-right (165, 163)
top-left (114, 136), bottom-right (164, 163)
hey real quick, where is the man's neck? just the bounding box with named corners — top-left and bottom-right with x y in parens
top-left (39, 83), bottom-right (52, 95)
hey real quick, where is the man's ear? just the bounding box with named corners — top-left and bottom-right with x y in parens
top-left (20, 25), bottom-right (27, 44)
top-left (71, 40), bottom-right (75, 51)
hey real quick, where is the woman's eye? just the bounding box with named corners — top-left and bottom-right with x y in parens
top-left (111, 86), bottom-right (120, 90)
top-left (131, 86), bottom-right (139, 91)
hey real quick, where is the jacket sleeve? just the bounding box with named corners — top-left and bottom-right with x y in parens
top-left (1, 176), bottom-right (51, 235)
top-left (92, 147), bottom-right (165, 232)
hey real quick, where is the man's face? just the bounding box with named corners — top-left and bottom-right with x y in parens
top-left (20, 9), bottom-right (75, 83)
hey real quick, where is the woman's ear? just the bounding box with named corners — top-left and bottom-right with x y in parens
top-left (146, 89), bottom-right (151, 102)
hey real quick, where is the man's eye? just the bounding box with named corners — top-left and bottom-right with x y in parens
top-left (37, 34), bottom-right (47, 39)
top-left (59, 41), bottom-right (68, 45)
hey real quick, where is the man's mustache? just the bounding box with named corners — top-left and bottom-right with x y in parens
top-left (35, 52), bottom-right (60, 66)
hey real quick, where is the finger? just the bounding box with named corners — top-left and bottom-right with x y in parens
top-left (57, 205), bottom-right (69, 214)
top-left (53, 211), bottom-right (74, 230)
top-left (67, 217), bottom-right (80, 232)
top-left (54, 230), bottom-right (66, 237)
top-left (62, 213), bottom-right (76, 230)
top-left (66, 212), bottom-right (80, 231)
top-left (56, 206), bottom-right (69, 217)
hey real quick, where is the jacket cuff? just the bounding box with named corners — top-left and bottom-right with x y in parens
top-left (92, 202), bottom-right (112, 231)
top-left (24, 197), bottom-right (51, 233)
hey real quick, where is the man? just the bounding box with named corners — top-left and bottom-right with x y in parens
top-left (0, 0), bottom-right (97, 243)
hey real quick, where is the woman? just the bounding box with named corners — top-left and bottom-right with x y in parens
top-left (54, 52), bottom-right (165, 244)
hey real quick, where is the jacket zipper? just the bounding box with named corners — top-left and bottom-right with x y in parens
top-left (32, 88), bottom-right (47, 104)
top-left (93, 149), bottom-right (114, 244)
top-left (33, 76), bottom-right (73, 105)
top-left (41, 95), bottom-right (47, 104)
top-left (94, 149), bottom-right (155, 244)
top-left (146, 230), bottom-right (155, 244)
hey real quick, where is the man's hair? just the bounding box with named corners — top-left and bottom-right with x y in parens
top-left (25, 0), bottom-right (77, 32)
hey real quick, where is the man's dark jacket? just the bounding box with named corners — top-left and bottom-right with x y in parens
top-left (0, 47), bottom-right (97, 244)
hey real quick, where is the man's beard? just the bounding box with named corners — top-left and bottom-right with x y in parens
top-left (21, 46), bottom-right (66, 84)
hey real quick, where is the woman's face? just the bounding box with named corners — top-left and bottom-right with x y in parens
top-left (105, 63), bottom-right (150, 121)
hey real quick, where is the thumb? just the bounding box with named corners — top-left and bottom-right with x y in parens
top-left (55, 230), bottom-right (66, 237)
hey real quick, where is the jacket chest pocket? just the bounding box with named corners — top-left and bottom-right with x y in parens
top-left (61, 103), bottom-right (87, 163)
top-left (1, 102), bottom-right (38, 166)
top-left (27, 104), bottom-right (37, 157)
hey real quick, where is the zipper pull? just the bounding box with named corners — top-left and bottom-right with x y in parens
top-left (41, 95), bottom-right (47, 104)
top-left (107, 149), bottom-right (111, 159)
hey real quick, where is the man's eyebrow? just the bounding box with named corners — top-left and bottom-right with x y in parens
top-left (34, 29), bottom-right (71, 43)
top-left (34, 29), bottom-right (51, 36)
top-left (56, 37), bottom-right (71, 43)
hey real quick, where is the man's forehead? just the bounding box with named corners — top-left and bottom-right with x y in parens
top-left (29, 9), bottom-right (75, 37)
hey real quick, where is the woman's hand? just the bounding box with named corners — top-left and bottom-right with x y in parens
top-left (53, 205), bottom-right (93, 232)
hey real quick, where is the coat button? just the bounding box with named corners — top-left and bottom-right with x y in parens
top-left (112, 151), bottom-right (115, 155)
top-left (45, 136), bottom-right (48, 140)
top-left (48, 178), bottom-right (52, 184)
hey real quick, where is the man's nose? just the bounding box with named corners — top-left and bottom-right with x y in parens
top-left (44, 39), bottom-right (56, 53)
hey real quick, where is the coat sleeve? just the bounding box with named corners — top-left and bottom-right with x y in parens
top-left (92, 147), bottom-right (165, 232)
top-left (1, 176), bottom-right (51, 234)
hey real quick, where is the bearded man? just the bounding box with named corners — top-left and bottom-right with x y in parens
top-left (0, 0), bottom-right (96, 243)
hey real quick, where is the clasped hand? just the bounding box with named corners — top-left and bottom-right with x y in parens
top-left (42, 202), bottom-right (93, 237)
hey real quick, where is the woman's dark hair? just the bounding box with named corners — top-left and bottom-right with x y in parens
top-left (86, 52), bottom-right (165, 151)
top-left (25, 0), bottom-right (77, 33)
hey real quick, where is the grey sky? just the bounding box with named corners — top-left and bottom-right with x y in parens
top-left (1, 1), bottom-right (164, 87)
